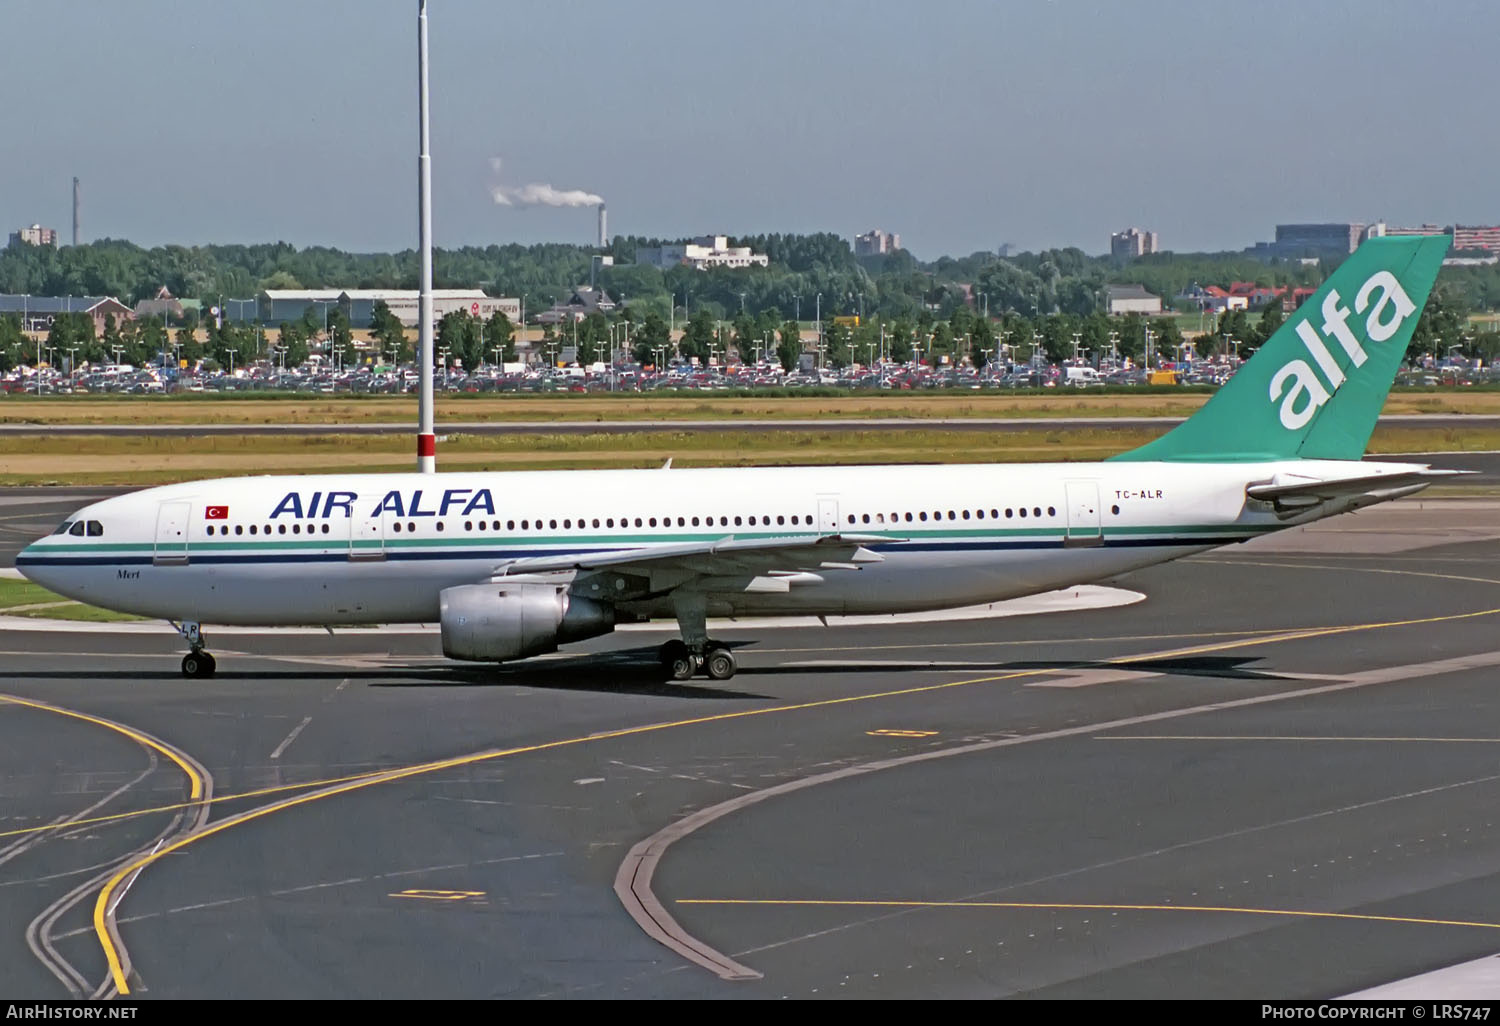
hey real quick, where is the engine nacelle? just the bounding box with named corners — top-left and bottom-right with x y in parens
top-left (440, 583), bottom-right (615, 662)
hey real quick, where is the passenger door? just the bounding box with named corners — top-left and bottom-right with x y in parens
top-left (1064, 481), bottom-right (1102, 548)
top-left (817, 495), bottom-right (840, 537)
top-left (349, 501), bottom-right (386, 561)
top-left (154, 501), bottom-right (191, 566)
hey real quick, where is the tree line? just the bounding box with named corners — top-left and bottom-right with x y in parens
top-left (4, 231), bottom-right (1500, 373)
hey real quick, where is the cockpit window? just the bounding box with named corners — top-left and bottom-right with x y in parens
top-left (53, 521), bottom-right (73, 535)
top-left (86, 521), bottom-right (103, 537)
top-left (68, 521), bottom-right (86, 536)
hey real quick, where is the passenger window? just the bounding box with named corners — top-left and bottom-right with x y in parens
top-left (1005, 509), bottom-right (1013, 518)
top-left (407, 522), bottom-right (415, 532)
top-left (69, 521), bottom-right (86, 536)
top-left (292, 524), bottom-right (301, 534)
top-left (861, 514), bottom-right (870, 523)
top-left (564, 519), bottom-right (572, 529)
top-left (919, 512), bottom-right (928, 521)
top-left (1033, 507), bottom-right (1042, 518)
top-left (436, 522), bottom-right (444, 532)
top-left (322, 524), bottom-right (330, 534)
top-left (777, 515), bottom-right (784, 525)
top-left (1048, 506), bottom-right (1056, 517)
top-left (250, 524), bottom-right (259, 534)
top-left (749, 516), bottom-right (757, 526)
top-left (235, 525), bottom-right (243, 536)
top-left (962, 510), bottom-right (970, 520)
top-left (649, 517), bottom-right (657, 527)
top-left (593, 519), bottom-right (601, 528)
top-left (976, 509), bottom-right (984, 519)
top-left (734, 516), bottom-right (742, 526)
top-left (677, 517), bottom-right (685, 527)
top-left (905, 512), bottom-right (913, 522)
top-left (691, 516), bottom-right (700, 526)
top-left (1019, 508), bottom-right (1027, 518)
top-left (278, 524), bottom-right (287, 534)
top-left (549, 519), bottom-right (557, 529)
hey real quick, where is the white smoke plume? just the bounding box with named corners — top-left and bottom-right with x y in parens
top-left (488, 157), bottom-right (602, 208)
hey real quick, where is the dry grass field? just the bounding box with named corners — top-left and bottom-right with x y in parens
top-left (2, 422), bottom-right (1496, 486)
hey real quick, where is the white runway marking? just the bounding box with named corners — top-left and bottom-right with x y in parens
top-left (1345, 952), bottom-right (1500, 999)
top-left (269, 716), bottom-right (313, 760)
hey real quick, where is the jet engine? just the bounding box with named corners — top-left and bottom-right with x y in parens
top-left (439, 582), bottom-right (615, 662)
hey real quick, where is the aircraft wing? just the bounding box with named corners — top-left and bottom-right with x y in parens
top-left (490, 533), bottom-right (893, 583)
top-left (1247, 468), bottom-right (1472, 503)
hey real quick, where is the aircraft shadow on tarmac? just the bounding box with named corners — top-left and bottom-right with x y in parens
top-left (738, 654), bottom-right (1301, 682)
top-left (9, 651), bottom-right (1290, 698)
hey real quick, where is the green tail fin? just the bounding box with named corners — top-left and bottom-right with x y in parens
top-left (1111, 234), bottom-right (1449, 463)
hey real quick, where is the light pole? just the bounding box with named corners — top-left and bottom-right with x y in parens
top-left (111, 345), bottom-right (124, 367)
top-left (794, 294), bottom-right (801, 324)
top-left (225, 348), bottom-right (237, 377)
top-left (815, 293), bottom-right (822, 365)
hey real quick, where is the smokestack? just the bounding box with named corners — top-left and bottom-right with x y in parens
top-left (72, 177), bottom-right (79, 246)
top-left (597, 203), bottom-right (607, 249)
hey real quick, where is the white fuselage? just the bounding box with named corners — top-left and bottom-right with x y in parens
top-left (16, 459), bottom-right (1408, 627)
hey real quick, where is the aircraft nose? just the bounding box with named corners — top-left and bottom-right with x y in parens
top-left (15, 538), bottom-right (54, 588)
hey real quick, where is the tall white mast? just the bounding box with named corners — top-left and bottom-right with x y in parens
top-left (416, 0), bottom-right (436, 473)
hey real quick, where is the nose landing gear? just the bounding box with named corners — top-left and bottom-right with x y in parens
top-left (171, 620), bottom-right (216, 678)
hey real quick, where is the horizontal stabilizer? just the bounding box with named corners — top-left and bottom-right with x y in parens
top-left (1247, 468), bottom-right (1472, 503)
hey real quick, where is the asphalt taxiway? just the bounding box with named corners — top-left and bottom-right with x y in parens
top-left (3, 494), bottom-right (1500, 998)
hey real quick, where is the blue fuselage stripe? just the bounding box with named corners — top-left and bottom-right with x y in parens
top-left (14, 533), bottom-right (1253, 569)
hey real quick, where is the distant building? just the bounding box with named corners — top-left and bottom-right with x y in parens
top-left (1105, 284), bottom-right (1162, 315)
top-left (1453, 225), bottom-right (1500, 251)
top-left (8, 224), bottom-right (57, 248)
top-left (536, 286), bottom-right (618, 325)
top-left (1110, 228), bottom-right (1159, 259)
top-left (1250, 223), bottom-right (1366, 259)
top-left (854, 229), bottom-right (901, 256)
top-left (635, 235), bottom-right (769, 271)
top-left (1385, 224), bottom-right (1451, 239)
top-left (0, 294), bottom-right (133, 335)
top-left (256, 289), bottom-right (518, 329)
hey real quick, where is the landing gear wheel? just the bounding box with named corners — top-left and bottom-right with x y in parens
top-left (704, 646), bottom-right (737, 681)
top-left (659, 640), bottom-right (688, 668)
top-left (669, 653), bottom-right (698, 682)
top-left (181, 652), bottom-right (215, 678)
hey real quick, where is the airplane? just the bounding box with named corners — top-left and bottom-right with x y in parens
top-left (16, 234), bottom-right (1460, 682)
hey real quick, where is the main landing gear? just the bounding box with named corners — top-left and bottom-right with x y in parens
top-left (172, 620), bottom-right (217, 679)
top-left (660, 591), bottom-right (738, 681)
top-left (659, 639), bottom-right (737, 682)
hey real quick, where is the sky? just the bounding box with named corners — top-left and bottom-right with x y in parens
top-left (4, 0), bottom-right (1497, 258)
